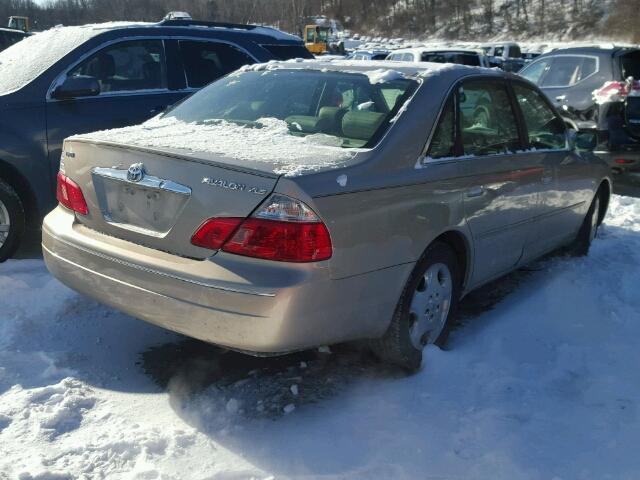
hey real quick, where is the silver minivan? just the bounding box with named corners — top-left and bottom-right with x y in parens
top-left (42, 60), bottom-right (611, 370)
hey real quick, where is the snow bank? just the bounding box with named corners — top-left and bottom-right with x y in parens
top-left (1, 195), bottom-right (640, 478)
top-left (75, 116), bottom-right (358, 177)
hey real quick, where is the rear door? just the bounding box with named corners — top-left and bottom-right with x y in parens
top-left (512, 81), bottom-right (593, 257)
top-left (539, 55), bottom-right (600, 113)
top-left (455, 79), bottom-right (544, 285)
top-left (46, 38), bottom-right (189, 180)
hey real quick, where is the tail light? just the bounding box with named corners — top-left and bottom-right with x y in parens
top-left (614, 158), bottom-right (635, 165)
top-left (56, 171), bottom-right (88, 215)
top-left (593, 79), bottom-right (640, 104)
top-left (191, 194), bottom-right (332, 262)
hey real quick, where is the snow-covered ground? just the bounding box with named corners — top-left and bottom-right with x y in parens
top-left (1, 195), bottom-right (640, 479)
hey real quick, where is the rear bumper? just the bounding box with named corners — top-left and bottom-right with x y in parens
top-left (42, 207), bottom-right (409, 354)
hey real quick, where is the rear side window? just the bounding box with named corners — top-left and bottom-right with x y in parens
top-left (514, 84), bottom-right (566, 150)
top-left (260, 44), bottom-right (313, 60)
top-left (422, 52), bottom-right (481, 66)
top-left (508, 45), bottom-right (522, 58)
top-left (541, 56), bottom-right (597, 87)
top-left (427, 98), bottom-right (455, 159)
top-left (180, 41), bottom-right (254, 88)
top-left (69, 40), bottom-right (167, 93)
top-left (459, 81), bottom-right (520, 156)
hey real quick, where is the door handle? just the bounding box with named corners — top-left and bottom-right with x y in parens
top-left (466, 186), bottom-right (485, 198)
top-left (541, 174), bottom-right (553, 185)
top-left (150, 105), bottom-right (166, 114)
top-left (555, 95), bottom-right (566, 102)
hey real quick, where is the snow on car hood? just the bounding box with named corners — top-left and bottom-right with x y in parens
top-left (73, 116), bottom-right (360, 177)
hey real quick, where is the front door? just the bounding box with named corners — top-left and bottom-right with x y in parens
top-left (45, 39), bottom-right (188, 185)
top-left (456, 79), bottom-right (544, 285)
top-left (512, 82), bottom-right (594, 257)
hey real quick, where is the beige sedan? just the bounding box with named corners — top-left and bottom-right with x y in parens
top-left (43, 60), bottom-right (611, 370)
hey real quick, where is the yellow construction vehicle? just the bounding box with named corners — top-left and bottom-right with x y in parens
top-left (304, 25), bottom-right (331, 55)
top-left (8, 16), bottom-right (30, 32)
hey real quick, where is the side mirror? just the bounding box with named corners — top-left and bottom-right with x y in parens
top-left (52, 75), bottom-right (100, 100)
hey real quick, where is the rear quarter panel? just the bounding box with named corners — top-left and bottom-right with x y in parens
top-left (287, 71), bottom-right (478, 282)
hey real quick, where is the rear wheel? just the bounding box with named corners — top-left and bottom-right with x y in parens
top-left (0, 179), bottom-right (25, 262)
top-left (371, 242), bottom-right (461, 371)
top-left (568, 191), bottom-right (601, 257)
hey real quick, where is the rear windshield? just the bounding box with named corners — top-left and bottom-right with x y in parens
top-left (422, 51), bottom-right (480, 66)
top-left (260, 44), bottom-right (314, 60)
top-left (620, 50), bottom-right (640, 79)
top-left (0, 25), bottom-right (99, 95)
top-left (508, 45), bottom-right (522, 58)
top-left (165, 69), bottom-right (418, 148)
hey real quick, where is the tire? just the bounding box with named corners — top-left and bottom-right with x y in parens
top-left (567, 191), bottom-right (601, 257)
top-left (371, 242), bottom-right (461, 371)
top-left (0, 179), bottom-right (25, 263)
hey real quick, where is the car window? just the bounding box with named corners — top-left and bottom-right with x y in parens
top-left (508, 45), bottom-right (522, 58)
top-left (69, 40), bottom-right (166, 94)
top-left (620, 51), bottom-right (640, 79)
top-left (260, 44), bottom-right (313, 60)
top-left (519, 58), bottom-right (552, 85)
top-left (180, 41), bottom-right (254, 88)
top-left (514, 83), bottom-right (566, 150)
top-left (427, 98), bottom-right (455, 159)
top-left (495, 46), bottom-right (504, 57)
top-left (459, 80), bottom-right (520, 156)
top-left (164, 69), bottom-right (418, 149)
top-left (541, 56), bottom-right (597, 87)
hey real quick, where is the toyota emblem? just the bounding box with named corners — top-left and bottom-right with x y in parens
top-left (127, 163), bottom-right (145, 183)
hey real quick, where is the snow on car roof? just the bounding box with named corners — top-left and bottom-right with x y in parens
top-left (239, 58), bottom-right (484, 80)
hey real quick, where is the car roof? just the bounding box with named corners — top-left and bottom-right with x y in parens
top-left (246, 58), bottom-right (500, 80)
top-left (535, 44), bottom-right (640, 59)
top-left (52, 19), bottom-right (301, 43)
top-left (390, 47), bottom-right (483, 56)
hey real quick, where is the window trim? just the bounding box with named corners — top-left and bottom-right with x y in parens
top-left (420, 75), bottom-right (567, 166)
top-left (47, 35), bottom-right (259, 101)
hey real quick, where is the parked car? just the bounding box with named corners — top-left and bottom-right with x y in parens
top-left (347, 49), bottom-right (390, 61)
top-left (522, 51), bottom-right (542, 63)
top-left (43, 60), bottom-right (610, 370)
top-left (482, 42), bottom-right (525, 72)
top-left (387, 47), bottom-right (490, 67)
top-left (518, 45), bottom-right (640, 175)
top-left (0, 19), bottom-right (312, 261)
top-left (0, 27), bottom-right (29, 52)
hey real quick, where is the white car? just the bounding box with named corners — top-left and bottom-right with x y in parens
top-left (386, 47), bottom-right (490, 67)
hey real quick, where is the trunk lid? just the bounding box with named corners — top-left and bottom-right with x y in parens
top-left (61, 139), bottom-right (279, 259)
